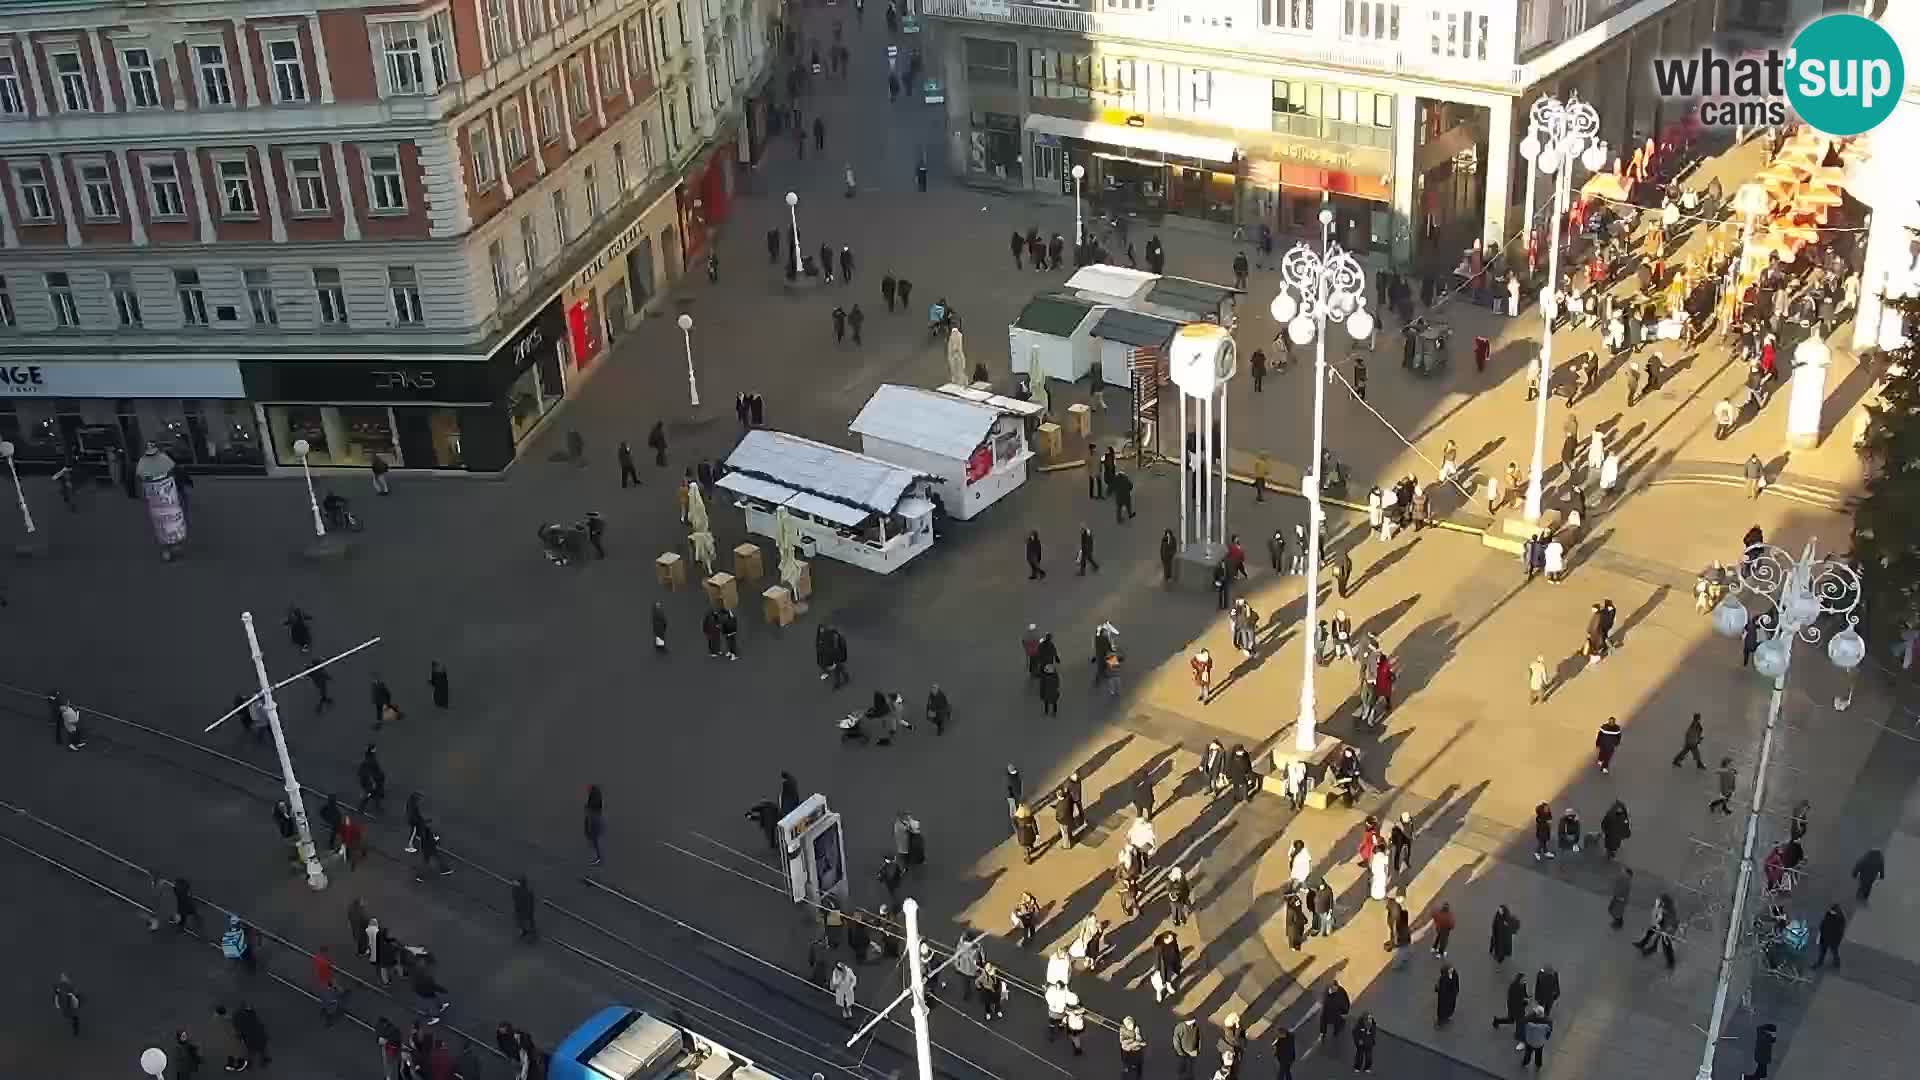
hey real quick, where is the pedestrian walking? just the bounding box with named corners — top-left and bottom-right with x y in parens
top-left (1533, 965), bottom-right (1561, 1018)
top-left (1133, 768), bottom-right (1155, 820)
top-left (512, 874), bottom-right (538, 941)
top-left (1813, 903), bottom-right (1846, 968)
top-left (1389, 813), bottom-right (1413, 874)
top-left (882, 274), bottom-right (897, 311)
top-left (1173, 1018), bottom-right (1201, 1080)
top-left (618, 441), bottom-right (641, 487)
top-left (1608, 866), bottom-right (1634, 929)
top-left (831, 306), bottom-right (847, 342)
top-left (1745, 1023), bottom-right (1778, 1080)
top-left (1595, 716), bottom-right (1623, 772)
top-left (1853, 848), bottom-right (1886, 901)
top-left (1533, 803), bottom-right (1555, 861)
top-left (583, 785), bottom-right (606, 866)
top-left (414, 820), bottom-right (452, 880)
top-left (1435, 963), bottom-right (1460, 1026)
top-left (174, 1029), bottom-right (205, 1079)
top-left (647, 420), bottom-right (668, 467)
top-left (217, 1003), bottom-right (272, 1070)
top-left (1528, 655), bottom-right (1550, 704)
top-left (1086, 442), bottom-right (1104, 499)
top-left (1274, 1027), bottom-right (1296, 1080)
top-left (1673, 712), bottom-right (1706, 768)
top-left (840, 246), bottom-right (855, 282)
top-left (1351, 1012), bottom-right (1377, 1073)
top-left (1077, 525), bottom-right (1100, 574)
top-left (831, 962), bottom-right (857, 1022)
top-left (1112, 471), bottom-right (1135, 521)
top-left (52, 974), bottom-right (81, 1036)
top-left (1191, 647), bottom-right (1214, 703)
top-left (1319, 981), bottom-right (1350, 1043)
top-left (1161, 529), bottom-right (1178, 583)
top-left (1745, 453), bottom-right (1765, 499)
top-left (371, 453), bottom-right (391, 494)
top-left (1709, 757), bottom-right (1738, 814)
top-left (426, 662), bottom-right (449, 711)
top-left (1431, 901), bottom-right (1454, 956)
top-left (1026, 530), bottom-right (1046, 580)
top-left (370, 676), bottom-right (394, 729)
top-left (1634, 893), bottom-right (1679, 967)
top-left (813, 117), bottom-right (826, 151)
top-left (1489, 904), bottom-right (1520, 963)
top-left (1118, 1017), bottom-right (1147, 1080)
top-left (1213, 559), bottom-right (1231, 611)
top-left (1518, 1006), bottom-right (1552, 1069)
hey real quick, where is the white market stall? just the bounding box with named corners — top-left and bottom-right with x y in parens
top-left (1008, 294), bottom-right (1102, 384)
top-left (850, 384), bottom-right (1032, 522)
top-left (1088, 308), bottom-right (1182, 391)
top-left (719, 430), bottom-right (937, 574)
top-left (1064, 264), bottom-right (1157, 307)
top-left (1139, 276), bottom-right (1241, 328)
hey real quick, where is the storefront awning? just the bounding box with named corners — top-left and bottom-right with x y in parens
top-left (1025, 114), bottom-right (1236, 164)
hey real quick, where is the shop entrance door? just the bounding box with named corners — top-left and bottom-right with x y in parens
top-left (629, 237), bottom-right (656, 309)
top-left (394, 407), bottom-right (437, 469)
top-left (603, 284), bottom-right (628, 346)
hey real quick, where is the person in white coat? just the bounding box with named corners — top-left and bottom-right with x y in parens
top-left (1587, 430), bottom-right (1605, 475)
top-left (1369, 847), bottom-right (1390, 900)
top-left (1486, 473), bottom-right (1503, 515)
top-left (1508, 274), bottom-right (1522, 317)
top-left (831, 962), bottom-right (858, 1021)
top-left (1046, 949), bottom-right (1072, 988)
top-left (1366, 488), bottom-right (1384, 535)
top-left (1598, 452), bottom-right (1621, 498)
top-left (1289, 839), bottom-right (1312, 886)
top-left (1544, 539), bottom-right (1567, 583)
top-left (1284, 757), bottom-right (1309, 810)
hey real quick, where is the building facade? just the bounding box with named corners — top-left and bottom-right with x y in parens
top-left (0, 0), bottom-right (778, 474)
top-left (929, 0), bottom-right (1721, 269)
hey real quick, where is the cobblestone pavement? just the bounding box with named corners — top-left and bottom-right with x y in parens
top-left (1, 9), bottom-right (1914, 1080)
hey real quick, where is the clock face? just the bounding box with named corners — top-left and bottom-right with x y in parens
top-left (1169, 323), bottom-right (1233, 394)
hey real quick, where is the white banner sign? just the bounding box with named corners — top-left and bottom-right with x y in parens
top-left (0, 360), bottom-right (247, 399)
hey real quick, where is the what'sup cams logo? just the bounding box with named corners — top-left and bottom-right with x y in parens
top-left (1653, 13), bottom-right (1904, 137)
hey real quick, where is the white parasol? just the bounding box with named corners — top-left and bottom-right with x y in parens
top-left (774, 505), bottom-right (803, 587)
top-left (1031, 373), bottom-right (1050, 415)
top-left (947, 327), bottom-right (969, 386)
top-left (686, 481), bottom-right (710, 534)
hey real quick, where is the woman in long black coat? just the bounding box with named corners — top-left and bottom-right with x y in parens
top-left (428, 662), bottom-right (449, 709)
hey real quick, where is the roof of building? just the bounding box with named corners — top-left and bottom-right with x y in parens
top-left (1064, 264), bottom-right (1158, 300)
top-left (1012, 295), bottom-right (1097, 338)
top-left (1146, 276), bottom-right (1240, 316)
top-left (849, 384), bottom-right (999, 460)
top-left (1089, 308), bottom-right (1186, 348)
top-left (723, 430), bottom-right (921, 520)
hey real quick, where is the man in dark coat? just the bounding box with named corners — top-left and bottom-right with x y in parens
top-left (1010, 231), bottom-right (1025, 269)
top-left (1026, 531), bottom-right (1046, 580)
top-left (1533, 965), bottom-right (1561, 1017)
top-left (1133, 769), bottom-right (1154, 820)
top-left (1077, 525), bottom-right (1100, 575)
top-left (1319, 981), bottom-right (1350, 1042)
top-left (1813, 904), bottom-right (1846, 968)
top-left (1493, 972), bottom-right (1529, 1029)
top-left (1434, 963), bottom-right (1460, 1025)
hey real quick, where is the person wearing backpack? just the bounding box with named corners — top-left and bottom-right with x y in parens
top-left (221, 915), bottom-right (258, 975)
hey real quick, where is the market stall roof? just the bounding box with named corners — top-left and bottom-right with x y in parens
top-left (850, 383), bottom-right (1000, 460)
top-left (1090, 308), bottom-right (1185, 349)
top-left (1065, 265), bottom-right (1157, 300)
top-left (715, 471), bottom-right (798, 505)
top-left (1145, 276), bottom-right (1239, 318)
top-left (786, 492), bottom-right (869, 527)
top-left (724, 430), bottom-right (922, 518)
top-left (1013, 294), bottom-right (1097, 338)
top-left (935, 383), bottom-right (1047, 418)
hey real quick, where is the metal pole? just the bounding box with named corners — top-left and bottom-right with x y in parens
top-left (1295, 212), bottom-right (1333, 754)
top-left (902, 899), bottom-right (935, 1080)
top-left (1695, 653), bottom-right (1788, 1080)
top-left (300, 456), bottom-right (325, 538)
top-left (4, 450), bottom-right (33, 535)
top-left (789, 200), bottom-right (803, 269)
top-left (240, 611), bottom-right (328, 891)
top-left (683, 329), bottom-right (701, 408)
top-left (1523, 150), bottom-right (1569, 522)
top-left (1178, 391), bottom-right (1189, 548)
top-left (1522, 123), bottom-right (1540, 277)
top-left (1073, 174), bottom-right (1082, 248)
top-left (1217, 382), bottom-right (1227, 549)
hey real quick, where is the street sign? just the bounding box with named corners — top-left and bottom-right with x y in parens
top-left (923, 78), bottom-right (945, 105)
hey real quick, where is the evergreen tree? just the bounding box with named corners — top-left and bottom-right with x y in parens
top-left (1852, 279), bottom-right (1920, 649)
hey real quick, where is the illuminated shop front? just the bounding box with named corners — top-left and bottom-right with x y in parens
top-left (0, 359), bottom-right (263, 474)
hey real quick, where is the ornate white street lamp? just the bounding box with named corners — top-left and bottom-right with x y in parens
top-left (241, 610), bottom-right (330, 891)
top-left (1269, 206), bottom-right (1375, 752)
top-left (1517, 93), bottom-right (1607, 522)
top-left (785, 191), bottom-right (803, 271)
top-left (1698, 541), bottom-right (1864, 1080)
top-left (677, 313), bottom-right (701, 408)
top-left (291, 438), bottom-right (326, 538)
top-left (0, 439), bottom-right (34, 535)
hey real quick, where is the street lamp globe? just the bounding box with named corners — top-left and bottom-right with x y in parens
top-left (1288, 315), bottom-right (1315, 345)
top-left (1071, 164), bottom-right (1085, 181)
top-left (1711, 593), bottom-right (1750, 639)
top-left (1347, 306), bottom-right (1375, 340)
top-left (1828, 626), bottom-right (1867, 671)
top-left (677, 313), bottom-right (693, 332)
top-left (1518, 134), bottom-right (1541, 161)
top-left (785, 191), bottom-right (798, 208)
top-left (1582, 142), bottom-right (1609, 173)
top-left (1536, 147), bottom-right (1562, 175)
top-left (140, 1047), bottom-right (169, 1078)
top-left (1318, 207), bottom-right (1334, 226)
top-left (292, 438), bottom-right (311, 459)
top-left (0, 440), bottom-right (13, 459)
top-left (1269, 292), bottom-right (1298, 325)
top-left (1753, 637), bottom-right (1791, 680)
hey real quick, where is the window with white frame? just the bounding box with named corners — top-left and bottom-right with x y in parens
top-left (485, 0), bottom-right (514, 62)
top-left (640, 119), bottom-right (655, 170)
top-left (683, 84), bottom-right (697, 133)
top-left (665, 99), bottom-right (681, 153)
top-left (46, 272), bottom-right (79, 327)
top-left (0, 55), bottom-right (25, 115)
top-left (110, 270), bottom-right (142, 326)
top-left (488, 239), bottom-right (510, 300)
top-left (552, 188), bottom-right (572, 241)
top-left (566, 56), bottom-right (590, 118)
top-left (379, 14), bottom-right (455, 97)
top-left (79, 162), bottom-right (118, 220)
top-left (289, 152), bottom-right (328, 213)
top-left (313, 267), bottom-right (348, 324)
top-left (145, 160), bottom-right (185, 218)
top-left (176, 268), bottom-right (209, 326)
top-left (501, 102), bottom-right (529, 163)
top-left (656, 14), bottom-right (674, 64)
top-left (468, 124), bottom-right (498, 189)
top-left (1343, 0), bottom-right (1399, 41)
top-left (1430, 10), bottom-right (1488, 61)
top-left (245, 267), bottom-right (279, 324)
top-left (368, 151), bottom-right (406, 211)
top-left (706, 63), bottom-right (720, 111)
top-left (675, 0), bottom-right (689, 44)
top-left (53, 51), bottom-right (91, 112)
top-left (584, 163), bottom-right (602, 218)
top-left (389, 266), bottom-right (423, 324)
top-left (536, 82), bottom-right (561, 143)
top-left (520, 213), bottom-right (542, 271)
top-left (217, 158), bottom-right (257, 216)
top-left (1261, 0), bottom-right (1313, 29)
top-left (598, 38), bottom-right (621, 99)
top-left (558, 0), bottom-right (578, 18)
top-left (269, 39), bottom-right (308, 103)
top-left (195, 44), bottom-right (233, 106)
top-left (122, 48), bottom-right (161, 108)
top-left (613, 141), bottom-right (629, 193)
top-left (520, 0), bottom-right (549, 35)
top-left (13, 165), bottom-right (55, 221)
top-left (0, 276), bottom-right (15, 327)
